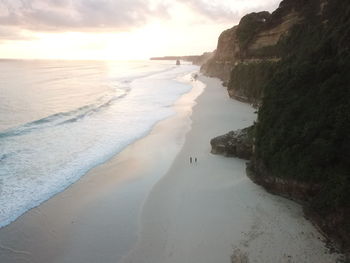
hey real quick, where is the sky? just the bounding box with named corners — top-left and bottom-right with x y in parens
top-left (0, 0), bottom-right (281, 60)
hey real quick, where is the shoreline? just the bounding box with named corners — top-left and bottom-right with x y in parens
top-left (122, 76), bottom-right (343, 263)
top-left (0, 73), bottom-right (343, 263)
top-left (0, 70), bottom-right (204, 263)
top-left (0, 62), bottom-right (198, 230)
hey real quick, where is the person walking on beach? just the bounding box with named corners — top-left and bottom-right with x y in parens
top-left (190, 157), bottom-right (192, 164)
top-left (195, 157), bottom-right (197, 163)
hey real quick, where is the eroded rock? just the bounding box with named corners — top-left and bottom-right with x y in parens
top-left (210, 126), bottom-right (254, 160)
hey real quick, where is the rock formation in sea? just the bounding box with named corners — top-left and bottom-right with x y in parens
top-left (150, 52), bottom-right (213, 66)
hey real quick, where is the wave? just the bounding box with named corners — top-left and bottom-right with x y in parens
top-left (114, 66), bottom-right (177, 84)
top-left (0, 88), bottom-right (130, 139)
top-left (0, 64), bottom-right (179, 139)
top-left (0, 62), bottom-right (198, 229)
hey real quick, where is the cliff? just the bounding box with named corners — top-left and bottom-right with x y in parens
top-left (201, 0), bottom-right (301, 101)
top-left (207, 0), bottom-right (350, 256)
top-left (252, 0), bottom-right (350, 253)
top-left (200, 26), bottom-right (239, 83)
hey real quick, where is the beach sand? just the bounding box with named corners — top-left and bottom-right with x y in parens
top-left (0, 75), bottom-right (342, 263)
top-left (122, 76), bottom-right (342, 263)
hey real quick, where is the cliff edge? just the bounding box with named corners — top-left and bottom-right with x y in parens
top-left (201, 0), bottom-right (301, 102)
top-left (208, 0), bottom-right (350, 257)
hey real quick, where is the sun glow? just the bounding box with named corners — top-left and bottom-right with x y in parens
top-left (0, 21), bottom-right (228, 60)
top-left (0, 1), bottom-right (234, 60)
top-left (0, 0), bottom-right (281, 60)
top-left (0, 28), bottom-right (166, 60)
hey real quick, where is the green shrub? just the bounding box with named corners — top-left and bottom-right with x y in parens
top-left (228, 61), bottom-right (277, 102)
top-left (255, 0), bottom-right (350, 210)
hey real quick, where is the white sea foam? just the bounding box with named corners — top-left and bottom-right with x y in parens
top-left (0, 60), bottom-right (198, 227)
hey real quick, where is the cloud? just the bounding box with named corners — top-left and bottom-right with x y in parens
top-left (0, 26), bottom-right (35, 41)
top-left (177, 0), bottom-right (281, 23)
top-left (177, 0), bottom-right (239, 22)
top-left (0, 0), bottom-right (169, 33)
top-left (0, 0), bottom-right (281, 40)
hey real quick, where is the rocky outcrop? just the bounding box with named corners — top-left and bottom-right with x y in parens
top-left (210, 126), bottom-right (254, 160)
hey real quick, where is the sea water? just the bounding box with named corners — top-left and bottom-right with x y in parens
top-left (0, 59), bottom-right (198, 227)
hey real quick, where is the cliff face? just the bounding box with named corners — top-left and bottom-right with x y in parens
top-left (200, 26), bottom-right (239, 83)
top-left (253, 0), bottom-right (350, 252)
top-left (191, 52), bottom-right (214, 66)
top-left (248, 11), bottom-right (299, 52)
top-left (201, 0), bottom-right (301, 97)
top-left (227, 61), bottom-right (277, 104)
top-left (207, 0), bottom-right (350, 255)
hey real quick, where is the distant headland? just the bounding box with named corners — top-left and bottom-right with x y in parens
top-left (150, 52), bottom-right (213, 66)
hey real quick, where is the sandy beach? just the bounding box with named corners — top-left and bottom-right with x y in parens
top-left (122, 76), bottom-right (342, 263)
top-left (0, 75), bottom-right (342, 263)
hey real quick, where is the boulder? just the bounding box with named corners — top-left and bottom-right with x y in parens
top-left (210, 127), bottom-right (253, 160)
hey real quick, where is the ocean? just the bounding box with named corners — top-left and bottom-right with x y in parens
top-left (0, 59), bottom-right (198, 228)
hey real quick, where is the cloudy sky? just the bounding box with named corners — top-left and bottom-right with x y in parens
top-left (0, 0), bottom-right (281, 60)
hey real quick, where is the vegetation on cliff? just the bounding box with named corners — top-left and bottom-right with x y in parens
top-left (236, 12), bottom-right (270, 50)
top-left (227, 61), bottom-right (277, 103)
top-left (202, 0), bottom-right (301, 94)
top-left (253, 0), bottom-right (350, 248)
top-left (207, 0), bottom-right (349, 252)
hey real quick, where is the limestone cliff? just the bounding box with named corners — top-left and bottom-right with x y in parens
top-left (200, 26), bottom-right (239, 83)
top-left (201, 0), bottom-right (301, 92)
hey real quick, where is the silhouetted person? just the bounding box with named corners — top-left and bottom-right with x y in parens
top-left (190, 157), bottom-right (192, 164)
top-left (195, 157), bottom-right (197, 163)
